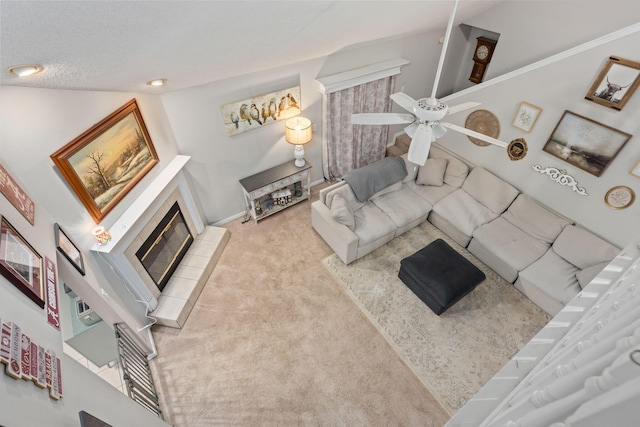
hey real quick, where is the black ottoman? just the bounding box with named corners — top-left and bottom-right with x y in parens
top-left (398, 239), bottom-right (485, 315)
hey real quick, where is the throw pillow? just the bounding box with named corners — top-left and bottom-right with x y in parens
top-left (443, 158), bottom-right (469, 188)
top-left (416, 158), bottom-right (447, 186)
top-left (331, 194), bottom-right (355, 230)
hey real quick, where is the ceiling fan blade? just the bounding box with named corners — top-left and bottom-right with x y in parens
top-left (404, 122), bottom-right (419, 138)
top-left (447, 102), bottom-right (481, 116)
top-left (407, 124), bottom-right (433, 166)
top-left (430, 0), bottom-right (458, 99)
top-left (441, 122), bottom-right (509, 148)
top-left (351, 113), bottom-right (415, 125)
top-left (390, 92), bottom-right (418, 113)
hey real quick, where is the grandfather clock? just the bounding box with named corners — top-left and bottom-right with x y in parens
top-left (469, 37), bottom-right (498, 84)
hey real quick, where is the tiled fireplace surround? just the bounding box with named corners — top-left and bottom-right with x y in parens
top-left (92, 155), bottom-right (229, 328)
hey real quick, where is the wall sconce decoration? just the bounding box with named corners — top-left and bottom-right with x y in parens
top-left (285, 116), bottom-right (312, 167)
top-left (91, 226), bottom-right (112, 245)
top-left (531, 165), bottom-right (588, 196)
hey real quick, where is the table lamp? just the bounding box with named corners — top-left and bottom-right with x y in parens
top-left (285, 116), bottom-right (312, 167)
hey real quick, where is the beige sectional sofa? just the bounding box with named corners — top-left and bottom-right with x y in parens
top-left (311, 146), bottom-right (621, 315)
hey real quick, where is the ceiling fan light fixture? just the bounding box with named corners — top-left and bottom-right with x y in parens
top-left (433, 123), bottom-right (447, 138)
top-left (6, 64), bottom-right (43, 77)
top-left (147, 78), bottom-right (166, 87)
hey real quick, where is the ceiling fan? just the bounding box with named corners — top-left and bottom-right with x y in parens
top-left (351, 0), bottom-right (508, 166)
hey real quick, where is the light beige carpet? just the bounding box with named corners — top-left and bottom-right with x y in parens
top-left (149, 186), bottom-right (451, 427)
top-left (322, 220), bottom-right (551, 414)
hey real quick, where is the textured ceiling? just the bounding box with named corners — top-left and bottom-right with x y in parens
top-left (0, 0), bottom-right (502, 94)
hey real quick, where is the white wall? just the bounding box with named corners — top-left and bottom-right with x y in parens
top-left (438, 27), bottom-right (640, 247)
top-left (0, 193), bottom-right (169, 427)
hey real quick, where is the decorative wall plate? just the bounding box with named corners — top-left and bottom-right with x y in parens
top-left (605, 185), bottom-right (635, 209)
top-left (507, 138), bottom-right (528, 161)
top-left (465, 109), bottom-right (500, 147)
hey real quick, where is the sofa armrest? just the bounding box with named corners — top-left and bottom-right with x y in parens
top-left (311, 200), bottom-right (359, 264)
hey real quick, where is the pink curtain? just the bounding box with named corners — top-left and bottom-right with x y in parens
top-left (323, 76), bottom-right (395, 181)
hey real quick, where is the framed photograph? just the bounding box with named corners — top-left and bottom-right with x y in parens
top-left (511, 102), bottom-right (542, 133)
top-left (542, 110), bottom-right (632, 177)
top-left (605, 185), bottom-right (635, 210)
top-left (220, 86), bottom-right (301, 136)
top-left (0, 215), bottom-right (44, 308)
top-left (54, 223), bottom-right (85, 276)
top-left (50, 99), bottom-right (159, 223)
top-left (585, 56), bottom-right (640, 111)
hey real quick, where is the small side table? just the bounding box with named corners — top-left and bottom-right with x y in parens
top-left (239, 160), bottom-right (312, 223)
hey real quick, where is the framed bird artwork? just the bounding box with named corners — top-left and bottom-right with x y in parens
top-left (220, 85), bottom-right (301, 136)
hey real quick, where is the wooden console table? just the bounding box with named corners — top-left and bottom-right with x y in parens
top-left (239, 160), bottom-right (312, 223)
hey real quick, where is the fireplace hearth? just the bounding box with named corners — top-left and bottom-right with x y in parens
top-left (136, 202), bottom-right (193, 292)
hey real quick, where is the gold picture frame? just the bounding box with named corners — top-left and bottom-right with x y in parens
top-left (605, 185), bottom-right (635, 210)
top-left (50, 99), bottom-right (159, 223)
top-left (511, 102), bottom-right (542, 133)
top-left (585, 56), bottom-right (640, 111)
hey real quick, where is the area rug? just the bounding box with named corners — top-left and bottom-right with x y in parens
top-left (322, 220), bottom-right (550, 414)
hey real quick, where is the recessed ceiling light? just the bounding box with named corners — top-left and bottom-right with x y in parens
top-left (5, 64), bottom-right (44, 77)
top-left (147, 78), bottom-right (167, 87)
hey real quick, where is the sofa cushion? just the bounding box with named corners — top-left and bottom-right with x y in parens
top-left (370, 181), bottom-right (403, 199)
top-left (518, 249), bottom-right (581, 307)
top-left (406, 181), bottom-right (457, 206)
top-left (502, 194), bottom-right (571, 244)
top-left (353, 202), bottom-right (397, 245)
top-left (417, 158), bottom-right (447, 186)
top-left (372, 186), bottom-right (432, 229)
top-left (553, 225), bottom-right (619, 269)
top-left (576, 262), bottom-right (609, 289)
top-left (432, 189), bottom-right (499, 238)
top-left (330, 194), bottom-right (355, 230)
top-left (325, 183), bottom-right (366, 213)
top-left (461, 167), bottom-right (519, 215)
top-left (443, 158), bottom-right (469, 188)
top-left (471, 217), bottom-right (549, 278)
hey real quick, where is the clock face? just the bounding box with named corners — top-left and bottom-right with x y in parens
top-left (476, 45), bottom-right (489, 60)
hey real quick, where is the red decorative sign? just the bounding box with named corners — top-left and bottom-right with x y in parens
top-left (0, 320), bottom-right (9, 364)
top-left (45, 257), bottom-right (60, 330)
top-left (1, 318), bottom-right (63, 399)
top-left (0, 163), bottom-right (35, 225)
top-left (7, 322), bottom-right (22, 379)
top-left (21, 333), bottom-right (31, 380)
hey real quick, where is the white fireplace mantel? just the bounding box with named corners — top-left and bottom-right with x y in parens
top-left (90, 154), bottom-right (205, 310)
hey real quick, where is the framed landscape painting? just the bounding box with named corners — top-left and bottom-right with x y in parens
top-left (585, 56), bottom-right (640, 111)
top-left (542, 110), bottom-right (632, 177)
top-left (50, 99), bottom-right (159, 223)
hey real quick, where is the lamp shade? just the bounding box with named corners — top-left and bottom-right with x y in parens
top-left (285, 117), bottom-right (312, 145)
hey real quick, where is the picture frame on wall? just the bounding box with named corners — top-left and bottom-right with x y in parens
top-left (511, 102), bottom-right (541, 133)
top-left (220, 86), bottom-right (301, 136)
top-left (629, 160), bottom-right (640, 178)
top-left (585, 56), bottom-right (640, 111)
top-left (54, 223), bottom-right (85, 276)
top-left (605, 185), bottom-right (635, 210)
top-left (50, 99), bottom-right (159, 223)
top-left (0, 215), bottom-right (44, 308)
top-left (542, 110), bottom-right (632, 177)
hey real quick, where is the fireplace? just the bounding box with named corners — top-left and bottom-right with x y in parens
top-left (135, 202), bottom-right (194, 292)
